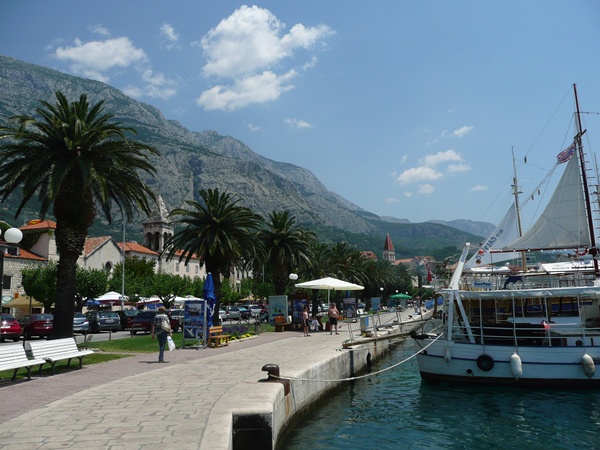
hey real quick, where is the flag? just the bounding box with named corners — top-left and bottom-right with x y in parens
top-left (557, 144), bottom-right (576, 164)
top-left (427, 267), bottom-right (433, 283)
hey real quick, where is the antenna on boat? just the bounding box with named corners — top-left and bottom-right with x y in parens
top-left (573, 84), bottom-right (599, 275)
top-left (512, 147), bottom-right (528, 272)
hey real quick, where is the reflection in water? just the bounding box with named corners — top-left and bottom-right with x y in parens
top-left (281, 340), bottom-right (600, 450)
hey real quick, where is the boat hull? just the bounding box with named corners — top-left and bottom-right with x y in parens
top-left (414, 337), bottom-right (600, 388)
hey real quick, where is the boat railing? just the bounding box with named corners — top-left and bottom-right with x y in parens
top-left (452, 320), bottom-right (600, 347)
top-left (461, 271), bottom-right (597, 291)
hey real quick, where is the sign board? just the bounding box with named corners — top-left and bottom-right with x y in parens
top-left (182, 299), bottom-right (206, 348)
top-left (292, 298), bottom-right (307, 324)
top-left (473, 281), bottom-right (493, 289)
top-left (343, 298), bottom-right (357, 319)
top-left (371, 297), bottom-right (381, 312)
top-left (2, 294), bottom-right (12, 305)
top-left (268, 295), bottom-right (288, 322)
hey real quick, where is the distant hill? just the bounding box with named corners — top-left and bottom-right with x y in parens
top-left (0, 55), bottom-right (487, 256)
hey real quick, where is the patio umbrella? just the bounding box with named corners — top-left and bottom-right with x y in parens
top-left (204, 273), bottom-right (217, 327)
top-left (295, 276), bottom-right (364, 304)
top-left (389, 293), bottom-right (412, 300)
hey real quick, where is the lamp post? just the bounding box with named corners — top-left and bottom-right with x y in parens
top-left (0, 227), bottom-right (23, 308)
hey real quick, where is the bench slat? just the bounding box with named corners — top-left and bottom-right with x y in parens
top-left (0, 343), bottom-right (46, 381)
top-left (26, 338), bottom-right (94, 375)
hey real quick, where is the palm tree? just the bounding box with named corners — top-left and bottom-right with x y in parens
top-left (259, 210), bottom-right (315, 295)
top-left (0, 91), bottom-right (158, 338)
top-left (163, 188), bottom-right (262, 322)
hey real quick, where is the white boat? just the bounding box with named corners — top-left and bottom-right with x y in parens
top-left (413, 85), bottom-right (600, 387)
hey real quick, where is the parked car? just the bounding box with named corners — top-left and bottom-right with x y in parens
top-left (19, 314), bottom-right (53, 339)
top-left (219, 308), bottom-right (227, 321)
top-left (85, 311), bottom-right (121, 333)
top-left (130, 311), bottom-right (179, 335)
top-left (170, 309), bottom-right (185, 327)
top-left (237, 306), bottom-right (251, 320)
top-left (0, 313), bottom-right (21, 342)
top-left (248, 305), bottom-right (261, 318)
top-left (116, 309), bottom-right (137, 331)
top-left (223, 306), bottom-right (241, 321)
top-left (72, 312), bottom-right (90, 335)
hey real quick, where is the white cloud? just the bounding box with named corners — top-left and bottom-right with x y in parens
top-left (451, 125), bottom-right (473, 137)
top-left (403, 191), bottom-right (413, 198)
top-left (248, 123), bottom-right (262, 132)
top-left (89, 24), bottom-right (110, 37)
top-left (397, 166), bottom-right (443, 185)
top-left (284, 118), bottom-right (313, 129)
top-left (197, 5), bottom-right (333, 110)
top-left (418, 184), bottom-right (435, 194)
top-left (198, 70), bottom-right (295, 111)
top-left (54, 37), bottom-right (147, 81)
top-left (470, 184), bottom-right (488, 192)
top-left (447, 163), bottom-right (471, 173)
top-left (161, 24), bottom-right (179, 42)
top-left (384, 198), bottom-right (399, 204)
top-left (420, 149), bottom-right (462, 167)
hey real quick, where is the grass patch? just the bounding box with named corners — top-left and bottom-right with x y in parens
top-left (0, 352), bottom-right (128, 381)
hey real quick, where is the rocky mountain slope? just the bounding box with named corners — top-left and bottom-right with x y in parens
top-left (0, 55), bottom-right (486, 254)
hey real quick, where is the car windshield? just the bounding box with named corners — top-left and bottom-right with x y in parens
top-left (136, 312), bottom-right (156, 319)
top-left (33, 314), bottom-right (53, 320)
top-left (123, 310), bottom-right (137, 317)
top-left (99, 312), bottom-right (118, 318)
top-left (1, 314), bottom-right (16, 320)
top-left (74, 313), bottom-right (86, 318)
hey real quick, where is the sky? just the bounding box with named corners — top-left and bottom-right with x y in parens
top-left (1, 1), bottom-right (600, 225)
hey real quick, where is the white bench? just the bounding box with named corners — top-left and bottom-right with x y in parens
top-left (0, 342), bottom-right (46, 381)
top-left (26, 337), bottom-right (95, 375)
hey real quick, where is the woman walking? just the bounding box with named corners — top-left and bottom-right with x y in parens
top-left (151, 306), bottom-right (172, 363)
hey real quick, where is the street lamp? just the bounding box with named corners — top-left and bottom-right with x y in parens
top-left (289, 273), bottom-right (298, 281)
top-left (0, 227), bottom-right (23, 306)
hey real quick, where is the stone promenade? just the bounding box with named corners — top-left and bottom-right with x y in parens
top-left (0, 324), bottom-right (355, 449)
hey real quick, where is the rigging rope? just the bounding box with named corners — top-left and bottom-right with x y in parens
top-left (269, 330), bottom-right (444, 383)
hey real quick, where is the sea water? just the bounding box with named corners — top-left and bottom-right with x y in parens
top-left (280, 339), bottom-right (600, 450)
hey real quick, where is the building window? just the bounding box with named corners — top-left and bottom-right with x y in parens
top-left (186, 264), bottom-right (190, 273)
top-left (195, 265), bottom-right (199, 274)
top-left (176, 263), bottom-right (180, 273)
top-left (2, 275), bottom-right (11, 290)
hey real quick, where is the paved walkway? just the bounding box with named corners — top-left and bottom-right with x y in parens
top-left (0, 324), bottom-right (357, 449)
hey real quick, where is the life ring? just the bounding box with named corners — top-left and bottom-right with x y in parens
top-left (477, 354), bottom-right (495, 372)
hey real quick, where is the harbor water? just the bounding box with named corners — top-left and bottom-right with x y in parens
top-left (280, 339), bottom-right (600, 449)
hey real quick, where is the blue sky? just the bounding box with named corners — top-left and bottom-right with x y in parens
top-left (1, 1), bottom-right (600, 225)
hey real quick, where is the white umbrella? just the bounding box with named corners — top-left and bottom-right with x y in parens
top-left (96, 291), bottom-right (128, 304)
top-left (295, 276), bottom-right (364, 303)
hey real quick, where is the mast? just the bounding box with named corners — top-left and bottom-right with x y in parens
top-left (573, 84), bottom-right (598, 275)
top-left (511, 147), bottom-right (528, 272)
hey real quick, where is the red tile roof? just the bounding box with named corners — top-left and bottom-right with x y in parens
top-left (118, 241), bottom-right (159, 256)
top-left (83, 236), bottom-right (113, 256)
top-left (383, 233), bottom-right (395, 251)
top-left (20, 219), bottom-right (57, 231)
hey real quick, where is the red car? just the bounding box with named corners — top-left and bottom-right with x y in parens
top-left (0, 313), bottom-right (21, 342)
top-left (19, 314), bottom-right (53, 339)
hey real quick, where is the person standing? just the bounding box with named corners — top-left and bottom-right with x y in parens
top-left (328, 303), bottom-right (340, 335)
top-left (302, 304), bottom-right (310, 337)
top-left (151, 306), bottom-right (172, 363)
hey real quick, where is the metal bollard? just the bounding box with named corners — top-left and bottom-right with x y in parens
top-left (260, 363), bottom-right (290, 395)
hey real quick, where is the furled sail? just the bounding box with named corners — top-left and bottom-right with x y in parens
top-left (499, 148), bottom-right (590, 252)
top-left (464, 203), bottom-right (521, 269)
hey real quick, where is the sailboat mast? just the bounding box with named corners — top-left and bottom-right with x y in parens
top-left (573, 84), bottom-right (598, 273)
top-left (512, 147), bottom-right (528, 271)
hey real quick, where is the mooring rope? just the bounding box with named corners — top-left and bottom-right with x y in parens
top-left (269, 331), bottom-right (444, 383)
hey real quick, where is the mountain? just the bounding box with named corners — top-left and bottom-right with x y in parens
top-left (0, 55), bottom-right (486, 256)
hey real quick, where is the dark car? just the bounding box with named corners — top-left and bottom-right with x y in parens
top-left (0, 313), bottom-right (21, 342)
top-left (169, 309), bottom-right (184, 328)
top-left (85, 311), bottom-right (121, 333)
top-left (116, 309), bottom-right (138, 331)
top-left (130, 311), bottom-right (179, 335)
top-left (72, 312), bottom-right (90, 335)
top-left (19, 314), bottom-right (53, 339)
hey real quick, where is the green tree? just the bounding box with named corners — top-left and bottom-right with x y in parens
top-left (75, 267), bottom-right (109, 311)
top-left (108, 256), bottom-right (156, 298)
top-left (259, 210), bottom-right (315, 295)
top-left (21, 262), bottom-right (57, 311)
top-left (164, 188), bottom-right (262, 323)
top-left (0, 92), bottom-right (158, 338)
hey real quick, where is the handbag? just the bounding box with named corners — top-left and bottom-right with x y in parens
top-left (167, 335), bottom-right (176, 351)
top-left (161, 317), bottom-right (172, 333)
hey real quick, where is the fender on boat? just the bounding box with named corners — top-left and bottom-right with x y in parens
top-left (582, 353), bottom-right (595, 379)
top-left (444, 347), bottom-right (451, 362)
top-left (476, 354), bottom-right (494, 372)
top-left (510, 353), bottom-right (523, 380)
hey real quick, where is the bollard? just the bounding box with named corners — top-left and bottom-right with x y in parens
top-left (109, 330), bottom-right (112, 341)
top-left (260, 363), bottom-right (290, 395)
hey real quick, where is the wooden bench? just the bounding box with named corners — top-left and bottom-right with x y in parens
top-left (274, 316), bottom-right (293, 332)
top-left (0, 342), bottom-right (46, 381)
top-left (208, 326), bottom-right (230, 348)
top-left (26, 337), bottom-right (95, 375)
